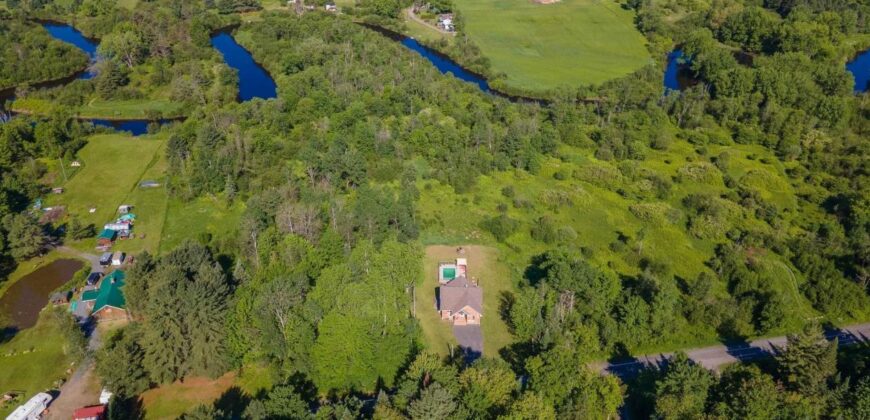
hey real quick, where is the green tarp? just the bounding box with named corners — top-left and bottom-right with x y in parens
top-left (442, 267), bottom-right (456, 280)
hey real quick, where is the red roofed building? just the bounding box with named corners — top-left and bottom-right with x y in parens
top-left (73, 405), bottom-right (106, 420)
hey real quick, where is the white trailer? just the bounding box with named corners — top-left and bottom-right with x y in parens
top-left (5, 392), bottom-right (52, 420)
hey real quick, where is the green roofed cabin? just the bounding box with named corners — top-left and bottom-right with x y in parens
top-left (97, 229), bottom-right (116, 247)
top-left (89, 270), bottom-right (128, 321)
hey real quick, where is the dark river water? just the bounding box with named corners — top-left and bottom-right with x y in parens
top-left (210, 32), bottom-right (277, 101)
top-left (0, 259), bottom-right (83, 330)
top-left (847, 49), bottom-right (870, 93)
top-left (42, 22), bottom-right (98, 80)
top-left (400, 37), bottom-right (490, 92)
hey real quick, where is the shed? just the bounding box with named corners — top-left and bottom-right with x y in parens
top-left (97, 229), bottom-right (116, 246)
top-left (73, 405), bottom-right (106, 420)
top-left (111, 251), bottom-right (125, 266)
top-left (50, 290), bottom-right (71, 305)
top-left (51, 187), bottom-right (64, 194)
top-left (104, 223), bottom-right (129, 231)
top-left (118, 204), bottom-right (133, 214)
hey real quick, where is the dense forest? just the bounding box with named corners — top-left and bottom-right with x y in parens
top-left (0, 19), bottom-right (88, 89)
top-left (0, 0), bottom-right (868, 417)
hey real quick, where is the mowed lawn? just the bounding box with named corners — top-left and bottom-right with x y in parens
top-left (0, 312), bottom-right (76, 418)
top-left (420, 245), bottom-right (514, 359)
top-left (452, 0), bottom-right (650, 90)
top-left (44, 133), bottom-right (168, 254)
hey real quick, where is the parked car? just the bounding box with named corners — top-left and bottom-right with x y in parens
top-left (86, 272), bottom-right (103, 286)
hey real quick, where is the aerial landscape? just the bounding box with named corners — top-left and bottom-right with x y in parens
top-left (0, 0), bottom-right (868, 418)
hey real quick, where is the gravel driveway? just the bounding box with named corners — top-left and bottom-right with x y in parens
top-left (453, 325), bottom-right (483, 362)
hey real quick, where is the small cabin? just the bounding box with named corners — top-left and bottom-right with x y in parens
top-left (51, 187), bottom-right (64, 194)
top-left (111, 251), bottom-right (125, 266)
top-left (97, 229), bottom-right (116, 247)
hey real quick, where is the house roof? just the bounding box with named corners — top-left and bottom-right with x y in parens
top-left (98, 229), bottom-right (116, 240)
top-left (93, 270), bottom-right (126, 313)
top-left (80, 289), bottom-right (100, 301)
top-left (439, 276), bottom-right (483, 314)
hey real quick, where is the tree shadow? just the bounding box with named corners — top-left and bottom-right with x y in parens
top-left (213, 386), bottom-right (250, 419)
top-left (523, 253), bottom-right (548, 286)
top-left (0, 326), bottom-right (19, 345)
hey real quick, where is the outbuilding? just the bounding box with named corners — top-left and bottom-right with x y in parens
top-left (73, 405), bottom-right (106, 420)
top-left (97, 229), bottom-right (116, 247)
top-left (111, 251), bottom-right (125, 266)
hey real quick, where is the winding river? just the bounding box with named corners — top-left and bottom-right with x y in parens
top-left (0, 23), bottom-right (279, 135)
top-left (42, 22), bottom-right (98, 79)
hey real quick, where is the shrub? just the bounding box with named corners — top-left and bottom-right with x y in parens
top-left (481, 215), bottom-right (520, 242)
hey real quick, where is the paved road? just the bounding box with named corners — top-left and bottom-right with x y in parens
top-left (595, 323), bottom-right (870, 379)
top-left (453, 325), bottom-right (483, 362)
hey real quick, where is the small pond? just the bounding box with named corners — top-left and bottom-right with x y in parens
top-left (663, 49), bottom-right (698, 91)
top-left (0, 259), bottom-right (83, 330)
top-left (846, 49), bottom-right (870, 93)
top-left (42, 22), bottom-right (98, 80)
top-left (210, 32), bottom-right (277, 101)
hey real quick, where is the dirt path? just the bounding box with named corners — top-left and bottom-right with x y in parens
top-left (405, 8), bottom-right (455, 36)
top-left (57, 246), bottom-right (101, 273)
top-left (47, 326), bottom-right (103, 419)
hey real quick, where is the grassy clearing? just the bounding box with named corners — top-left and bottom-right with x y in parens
top-left (418, 139), bottom-right (821, 353)
top-left (451, 0), bottom-right (650, 90)
top-left (0, 312), bottom-right (76, 418)
top-left (11, 97), bottom-right (185, 120)
top-left (140, 373), bottom-right (237, 420)
top-left (44, 133), bottom-right (168, 254)
top-left (420, 245), bottom-right (514, 358)
top-left (159, 196), bottom-right (245, 253)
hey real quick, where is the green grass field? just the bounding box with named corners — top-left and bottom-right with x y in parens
top-left (0, 312), bottom-right (76, 418)
top-left (44, 133), bottom-right (168, 254)
top-left (451, 0), bottom-right (650, 90)
top-left (159, 196), bottom-right (245, 253)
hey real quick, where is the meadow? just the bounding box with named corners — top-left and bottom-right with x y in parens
top-left (0, 311), bottom-right (77, 418)
top-left (451, 0), bottom-right (650, 91)
top-left (418, 140), bottom-right (822, 354)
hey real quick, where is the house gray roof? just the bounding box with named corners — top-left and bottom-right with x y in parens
top-left (439, 276), bottom-right (483, 314)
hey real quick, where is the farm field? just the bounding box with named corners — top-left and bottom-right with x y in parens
top-left (419, 245), bottom-right (514, 359)
top-left (43, 133), bottom-right (168, 255)
top-left (451, 0), bottom-right (650, 90)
